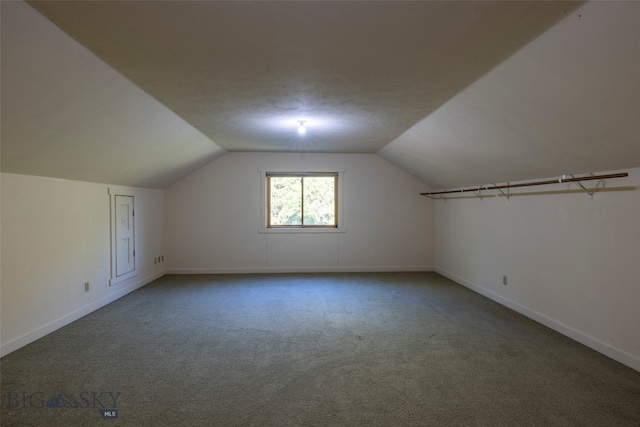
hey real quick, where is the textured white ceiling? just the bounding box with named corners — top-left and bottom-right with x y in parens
top-left (379, 1), bottom-right (640, 189)
top-left (5, 1), bottom-right (639, 190)
top-left (25, 0), bottom-right (577, 155)
top-left (1, 1), bottom-right (225, 188)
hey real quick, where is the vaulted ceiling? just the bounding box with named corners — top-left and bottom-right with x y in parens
top-left (3, 1), bottom-right (640, 189)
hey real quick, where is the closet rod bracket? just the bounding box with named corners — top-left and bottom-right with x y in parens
top-left (560, 174), bottom-right (593, 199)
top-left (493, 183), bottom-right (509, 200)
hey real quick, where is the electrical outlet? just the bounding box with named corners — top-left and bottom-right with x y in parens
top-left (502, 275), bottom-right (508, 286)
top-left (84, 282), bottom-right (90, 292)
top-left (161, 255), bottom-right (164, 262)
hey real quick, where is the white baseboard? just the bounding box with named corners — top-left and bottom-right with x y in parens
top-left (0, 271), bottom-right (165, 357)
top-left (166, 265), bottom-right (434, 274)
top-left (435, 267), bottom-right (640, 373)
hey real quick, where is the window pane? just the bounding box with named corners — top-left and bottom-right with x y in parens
top-left (269, 177), bottom-right (302, 226)
top-left (303, 177), bottom-right (336, 226)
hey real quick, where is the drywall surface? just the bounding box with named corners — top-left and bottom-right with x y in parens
top-left (165, 153), bottom-right (433, 273)
top-left (0, 173), bottom-right (165, 356)
top-left (434, 168), bottom-right (640, 371)
top-left (380, 1), bottom-right (640, 189)
top-left (1, 0), bottom-right (224, 188)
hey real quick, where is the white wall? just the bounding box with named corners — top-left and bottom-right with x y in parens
top-left (165, 152), bottom-right (434, 273)
top-left (0, 173), bottom-right (166, 356)
top-left (434, 168), bottom-right (640, 371)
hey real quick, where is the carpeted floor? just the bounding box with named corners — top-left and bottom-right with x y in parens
top-left (1, 272), bottom-right (639, 426)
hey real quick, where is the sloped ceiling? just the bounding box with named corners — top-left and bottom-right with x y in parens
top-left (1, 1), bottom-right (226, 188)
top-left (4, 1), bottom-right (639, 190)
top-left (23, 0), bottom-right (580, 155)
top-left (380, 1), bottom-right (640, 189)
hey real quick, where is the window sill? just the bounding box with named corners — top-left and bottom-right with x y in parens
top-left (259, 227), bottom-right (346, 234)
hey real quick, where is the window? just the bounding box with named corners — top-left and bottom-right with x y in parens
top-left (266, 172), bottom-right (339, 229)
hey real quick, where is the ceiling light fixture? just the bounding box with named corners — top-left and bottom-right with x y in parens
top-left (297, 120), bottom-right (307, 136)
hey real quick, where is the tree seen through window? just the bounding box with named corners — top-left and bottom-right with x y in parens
top-left (268, 174), bottom-right (337, 227)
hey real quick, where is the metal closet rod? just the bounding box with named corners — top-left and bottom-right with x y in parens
top-left (420, 172), bottom-right (629, 197)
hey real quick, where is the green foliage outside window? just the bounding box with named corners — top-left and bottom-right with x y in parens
top-left (268, 175), bottom-right (337, 227)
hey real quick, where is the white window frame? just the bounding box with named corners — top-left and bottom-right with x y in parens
top-left (259, 168), bottom-right (345, 234)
